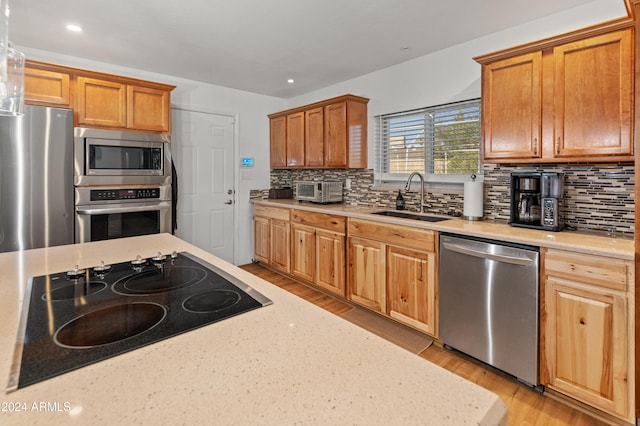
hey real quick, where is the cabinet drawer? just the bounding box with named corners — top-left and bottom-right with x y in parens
top-left (292, 210), bottom-right (345, 233)
top-left (347, 218), bottom-right (435, 252)
top-left (254, 205), bottom-right (290, 221)
top-left (543, 249), bottom-right (631, 292)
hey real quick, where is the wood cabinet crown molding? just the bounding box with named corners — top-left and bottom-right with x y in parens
top-left (267, 94), bottom-right (369, 119)
top-left (25, 60), bottom-right (176, 92)
top-left (474, 16), bottom-right (633, 64)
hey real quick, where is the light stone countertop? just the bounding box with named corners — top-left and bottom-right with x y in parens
top-left (252, 198), bottom-right (634, 260)
top-left (0, 234), bottom-right (507, 425)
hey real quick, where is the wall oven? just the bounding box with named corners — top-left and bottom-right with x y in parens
top-left (75, 186), bottom-right (171, 243)
top-left (74, 127), bottom-right (171, 186)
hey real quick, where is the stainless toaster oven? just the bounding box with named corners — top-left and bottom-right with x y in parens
top-left (295, 181), bottom-right (343, 203)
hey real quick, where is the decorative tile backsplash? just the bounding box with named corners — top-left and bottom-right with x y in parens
top-left (256, 163), bottom-right (634, 237)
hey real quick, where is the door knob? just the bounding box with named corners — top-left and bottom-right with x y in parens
top-left (224, 200), bottom-right (233, 205)
top-left (227, 189), bottom-right (234, 195)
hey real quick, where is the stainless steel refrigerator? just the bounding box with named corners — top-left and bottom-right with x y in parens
top-left (0, 105), bottom-right (74, 253)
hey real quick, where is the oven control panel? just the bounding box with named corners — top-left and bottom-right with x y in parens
top-left (90, 188), bottom-right (161, 201)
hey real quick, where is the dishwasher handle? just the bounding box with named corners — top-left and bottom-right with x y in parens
top-left (442, 241), bottom-right (536, 266)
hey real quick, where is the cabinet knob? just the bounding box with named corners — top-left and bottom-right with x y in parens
top-left (532, 138), bottom-right (538, 156)
top-left (556, 137), bottom-right (561, 155)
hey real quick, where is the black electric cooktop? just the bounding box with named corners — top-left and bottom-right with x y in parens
top-left (7, 252), bottom-right (272, 392)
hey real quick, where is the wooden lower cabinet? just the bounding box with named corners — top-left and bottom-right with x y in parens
top-left (387, 245), bottom-right (436, 335)
top-left (347, 236), bottom-right (386, 312)
top-left (315, 229), bottom-right (345, 295)
top-left (291, 210), bottom-right (346, 296)
top-left (253, 216), bottom-right (270, 264)
top-left (270, 219), bottom-right (291, 273)
top-left (542, 248), bottom-right (634, 423)
top-left (347, 218), bottom-right (437, 336)
top-left (291, 223), bottom-right (316, 283)
top-left (253, 205), bottom-right (290, 273)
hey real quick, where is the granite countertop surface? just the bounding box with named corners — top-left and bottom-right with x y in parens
top-left (0, 234), bottom-right (507, 425)
top-left (252, 198), bottom-right (634, 260)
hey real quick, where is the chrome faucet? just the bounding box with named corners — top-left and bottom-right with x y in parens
top-left (404, 172), bottom-right (427, 213)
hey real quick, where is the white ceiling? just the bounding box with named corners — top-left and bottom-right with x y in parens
top-left (8, 0), bottom-right (625, 98)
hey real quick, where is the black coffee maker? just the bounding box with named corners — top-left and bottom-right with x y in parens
top-left (510, 172), bottom-right (564, 231)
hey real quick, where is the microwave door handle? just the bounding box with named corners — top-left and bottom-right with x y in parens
top-left (76, 204), bottom-right (169, 215)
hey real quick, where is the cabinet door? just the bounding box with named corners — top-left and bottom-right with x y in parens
top-left (291, 224), bottom-right (315, 282)
top-left (270, 219), bottom-right (290, 273)
top-left (253, 216), bottom-right (270, 264)
top-left (553, 30), bottom-right (633, 159)
top-left (286, 112), bottom-right (305, 167)
top-left (305, 107), bottom-right (324, 167)
top-left (544, 278), bottom-right (630, 420)
top-left (316, 230), bottom-right (345, 296)
top-left (324, 102), bottom-right (348, 167)
top-left (482, 52), bottom-right (542, 160)
top-left (127, 85), bottom-right (170, 132)
top-left (347, 236), bottom-right (385, 312)
top-left (24, 66), bottom-right (71, 107)
top-left (76, 77), bottom-right (127, 128)
top-left (270, 116), bottom-right (287, 168)
top-left (387, 245), bottom-right (436, 335)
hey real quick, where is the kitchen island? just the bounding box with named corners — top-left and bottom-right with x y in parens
top-left (0, 234), bottom-right (507, 425)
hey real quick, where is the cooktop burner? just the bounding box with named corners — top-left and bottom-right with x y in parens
top-left (7, 252), bottom-right (272, 392)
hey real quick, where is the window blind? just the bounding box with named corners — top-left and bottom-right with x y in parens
top-left (374, 99), bottom-right (481, 184)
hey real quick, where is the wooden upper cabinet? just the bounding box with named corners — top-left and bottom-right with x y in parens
top-left (269, 116), bottom-right (287, 168)
top-left (24, 60), bottom-right (175, 134)
top-left (553, 30), bottom-right (633, 159)
top-left (127, 85), bottom-right (170, 132)
top-left (482, 52), bottom-right (542, 160)
top-left (286, 111), bottom-right (305, 167)
top-left (268, 94), bottom-right (369, 169)
top-left (305, 107), bottom-right (324, 167)
top-left (476, 25), bottom-right (634, 163)
top-left (324, 102), bottom-right (348, 167)
top-left (24, 63), bottom-right (71, 107)
top-left (76, 77), bottom-right (127, 128)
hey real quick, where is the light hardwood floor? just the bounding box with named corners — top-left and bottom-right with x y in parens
top-left (240, 263), bottom-right (610, 426)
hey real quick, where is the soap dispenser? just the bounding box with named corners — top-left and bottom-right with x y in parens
top-left (395, 190), bottom-right (405, 210)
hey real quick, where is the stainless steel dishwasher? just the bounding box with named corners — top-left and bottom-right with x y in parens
top-left (438, 233), bottom-right (540, 387)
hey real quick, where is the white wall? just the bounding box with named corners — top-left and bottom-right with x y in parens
top-left (16, 0), bottom-right (625, 264)
top-left (285, 0), bottom-right (627, 164)
top-left (17, 47), bottom-right (285, 265)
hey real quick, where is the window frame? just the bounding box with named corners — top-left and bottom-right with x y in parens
top-left (373, 98), bottom-right (482, 187)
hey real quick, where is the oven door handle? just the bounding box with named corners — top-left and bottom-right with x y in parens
top-left (76, 204), bottom-right (170, 215)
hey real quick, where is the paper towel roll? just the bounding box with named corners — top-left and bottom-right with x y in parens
top-left (463, 180), bottom-right (483, 220)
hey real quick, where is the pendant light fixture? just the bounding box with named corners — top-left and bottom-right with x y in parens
top-left (0, 0), bottom-right (24, 116)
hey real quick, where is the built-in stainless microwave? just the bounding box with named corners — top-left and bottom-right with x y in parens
top-left (74, 127), bottom-right (171, 186)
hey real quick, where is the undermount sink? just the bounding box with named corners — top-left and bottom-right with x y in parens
top-left (371, 211), bottom-right (451, 222)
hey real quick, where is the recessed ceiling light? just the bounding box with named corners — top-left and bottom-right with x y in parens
top-left (287, 78), bottom-right (294, 84)
top-left (66, 24), bottom-right (83, 32)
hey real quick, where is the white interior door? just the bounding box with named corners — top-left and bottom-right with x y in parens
top-left (171, 108), bottom-right (236, 263)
